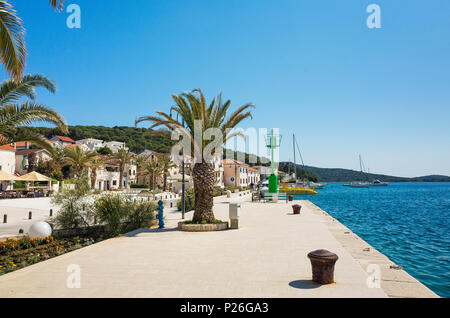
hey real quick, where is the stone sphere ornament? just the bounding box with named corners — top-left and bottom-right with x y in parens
top-left (28, 221), bottom-right (52, 239)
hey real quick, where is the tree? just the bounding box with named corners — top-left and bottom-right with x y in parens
top-left (88, 156), bottom-right (109, 189)
top-left (97, 146), bottom-right (113, 155)
top-left (0, 74), bottom-right (67, 148)
top-left (63, 146), bottom-right (98, 177)
top-left (158, 155), bottom-right (176, 191)
top-left (36, 147), bottom-right (65, 176)
top-left (114, 149), bottom-right (135, 189)
top-left (0, 1), bottom-right (65, 81)
top-left (0, 1), bottom-right (26, 81)
top-left (49, 0), bottom-right (65, 11)
top-left (136, 89), bottom-right (254, 223)
top-left (140, 159), bottom-right (163, 191)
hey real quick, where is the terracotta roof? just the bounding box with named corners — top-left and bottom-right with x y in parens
top-left (55, 136), bottom-right (75, 143)
top-left (0, 144), bottom-right (15, 152)
top-left (223, 159), bottom-right (249, 166)
top-left (14, 141), bottom-right (29, 147)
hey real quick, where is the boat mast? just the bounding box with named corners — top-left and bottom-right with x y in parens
top-left (293, 134), bottom-right (296, 181)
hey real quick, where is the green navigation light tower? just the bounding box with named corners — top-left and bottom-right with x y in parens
top-left (265, 129), bottom-right (282, 194)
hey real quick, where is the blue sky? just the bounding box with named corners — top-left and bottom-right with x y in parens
top-left (7, 0), bottom-right (450, 177)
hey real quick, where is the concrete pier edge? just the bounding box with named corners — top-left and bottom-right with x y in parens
top-left (304, 201), bottom-right (439, 298)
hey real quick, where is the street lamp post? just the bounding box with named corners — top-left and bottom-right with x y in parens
top-left (181, 119), bottom-right (186, 220)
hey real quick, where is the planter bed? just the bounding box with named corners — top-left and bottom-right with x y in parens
top-left (0, 236), bottom-right (99, 276)
top-left (178, 221), bottom-right (229, 232)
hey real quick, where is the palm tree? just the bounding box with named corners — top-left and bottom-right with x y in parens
top-left (0, 1), bottom-right (26, 81)
top-left (114, 148), bottom-right (135, 189)
top-left (0, 1), bottom-right (65, 81)
top-left (140, 159), bottom-right (163, 191)
top-left (136, 89), bottom-right (254, 223)
top-left (159, 155), bottom-right (176, 191)
top-left (0, 74), bottom-right (68, 148)
top-left (88, 156), bottom-right (109, 189)
top-left (63, 146), bottom-right (98, 177)
top-left (49, 0), bottom-right (65, 11)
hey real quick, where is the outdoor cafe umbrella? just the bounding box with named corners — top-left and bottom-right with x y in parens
top-left (0, 170), bottom-right (20, 181)
top-left (18, 172), bottom-right (52, 192)
top-left (18, 171), bottom-right (51, 182)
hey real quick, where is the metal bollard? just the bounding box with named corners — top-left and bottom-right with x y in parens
top-left (3, 214), bottom-right (7, 224)
top-left (292, 204), bottom-right (301, 215)
top-left (307, 250), bottom-right (339, 285)
top-left (50, 209), bottom-right (53, 217)
top-left (157, 200), bottom-right (164, 229)
top-left (29, 211), bottom-right (32, 220)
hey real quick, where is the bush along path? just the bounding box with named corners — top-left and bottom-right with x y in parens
top-left (0, 178), bottom-right (159, 276)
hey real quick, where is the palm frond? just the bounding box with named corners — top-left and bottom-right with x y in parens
top-left (0, 0), bottom-right (26, 81)
top-left (0, 102), bottom-right (68, 133)
top-left (10, 132), bottom-right (56, 156)
top-left (49, 0), bottom-right (65, 11)
top-left (0, 74), bottom-right (57, 105)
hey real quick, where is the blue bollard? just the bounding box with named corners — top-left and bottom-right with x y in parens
top-left (157, 200), bottom-right (165, 229)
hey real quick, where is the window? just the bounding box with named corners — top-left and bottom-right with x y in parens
top-left (113, 181), bottom-right (117, 186)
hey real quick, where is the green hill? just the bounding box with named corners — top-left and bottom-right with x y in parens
top-left (281, 162), bottom-right (450, 182)
top-left (17, 126), bottom-right (270, 164)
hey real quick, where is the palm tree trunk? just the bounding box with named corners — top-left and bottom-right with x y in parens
top-left (119, 165), bottom-right (124, 189)
top-left (163, 171), bottom-right (167, 191)
top-left (91, 172), bottom-right (96, 189)
top-left (192, 162), bottom-right (216, 223)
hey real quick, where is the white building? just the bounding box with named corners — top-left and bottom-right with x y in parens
top-left (0, 145), bottom-right (16, 191)
top-left (15, 149), bottom-right (52, 175)
top-left (252, 166), bottom-right (274, 179)
top-left (76, 138), bottom-right (105, 152)
top-left (104, 141), bottom-right (128, 153)
top-left (76, 139), bottom-right (128, 154)
top-left (50, 136), bottom-right (76, 147)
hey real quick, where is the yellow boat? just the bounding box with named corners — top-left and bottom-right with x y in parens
top-left (279, 183), bottom-right (318, 195)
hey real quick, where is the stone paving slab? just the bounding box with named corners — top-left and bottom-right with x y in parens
top-left (0, 199), bottom-right (390, 298)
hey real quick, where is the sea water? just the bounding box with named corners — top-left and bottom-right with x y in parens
top-left (295, 182), bottom-right (450, 297)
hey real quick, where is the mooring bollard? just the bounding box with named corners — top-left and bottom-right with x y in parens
top-left (292, 204), bottom-right (301, 215)
top-left (29, 211), bottom-right (32, 220)
top-left (3, 214), bottom-right (7, 224)
top-left (307, 250), bottom-right (339, 285)
top-left (157, 200), bottom-right (164, 229)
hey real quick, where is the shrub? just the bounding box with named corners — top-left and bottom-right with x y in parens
top-left (177, 189), bottom-right (195, 212)
top-left (123, 200), bottom-right (157, 229)
top-left (213, 187), bottom-right (227, 197)
top-left (130, 184), bottom-right (150, 189)
top-left (92, 195), bottom-right (157, 236)
top-left (93, 194), bottom-right (125, 236)
top-left (50, 177), bottom-right (94, 229)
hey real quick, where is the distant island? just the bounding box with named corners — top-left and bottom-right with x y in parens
top-left (280, 162), bottom-right (450, 183)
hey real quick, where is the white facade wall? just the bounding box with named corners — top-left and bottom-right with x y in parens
top-left (0, 150), bottom-right (15, 174)
top-left (0, 149), bottom-right (16, 191)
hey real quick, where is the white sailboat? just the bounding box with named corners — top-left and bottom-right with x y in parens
top-left (344, 155), bottom-right (371, 188)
